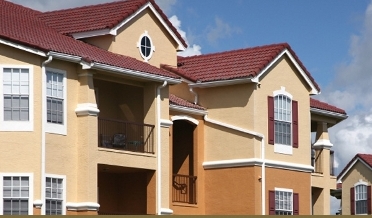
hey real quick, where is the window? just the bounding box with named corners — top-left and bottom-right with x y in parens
top-left (275, 190), bottom-right (293, 215)
top-left (268, 87), bottom-right (298, 155)
top-left (274, 95), bottom-right (291, 145)
top-left (0, 66), bottom-right (33, 131)
top-left (351, 180), bottom-right (371, 215)
top-left (0, 174), bottom-right (33, 215)
top-left (45, 176), bottom-right (65, 215)
top-left (269, 189), bottom-right (299, 215)
top-left (137, 31), bottom-right (155, 62)
top-left (355, 184), bottom-right (367, 214)
top-left (45, 68), bottom-right (67, 135)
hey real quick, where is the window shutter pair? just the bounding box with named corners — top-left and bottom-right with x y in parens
top-left (350, 186), bottom-right (372, 215)
top-left (269, 190), bottom-right (299, 215)
top-left (268, 96), bottom-right (298, 147)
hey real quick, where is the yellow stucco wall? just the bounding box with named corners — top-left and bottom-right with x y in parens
top-left (255, 55), bottom-right (312, 165)
top-left (84, 8), bottom-right (178, 68)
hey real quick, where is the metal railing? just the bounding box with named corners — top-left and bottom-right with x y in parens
top-left (98, 117), bottom-right (155, 154)
top-left (172, 174), bottom-right (197, 204)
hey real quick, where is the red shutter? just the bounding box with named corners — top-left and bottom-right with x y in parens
top-left (268, 96), bottom-right (274, 145)
top-left (269, 190), bottom-right (276, 215)
top-left (368, 185), bottom-right (371, 214)
top-left (351, 187), bottom-right (355, 215)
top-left (293, 193), bottom-right (299, 215)
top-left (292, 100), bottom-right (299, 148)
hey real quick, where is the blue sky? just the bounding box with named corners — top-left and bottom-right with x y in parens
top-left (8, 0), bottom-right (372, 214)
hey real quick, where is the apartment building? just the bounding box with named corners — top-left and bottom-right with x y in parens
top-left (0, 0), bottom-right (347, 215)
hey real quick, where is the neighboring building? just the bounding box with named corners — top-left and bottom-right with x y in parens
top-left (333, 154), bottom-right (372, 215)
top-left (0, 0), bottom-right (347, 215)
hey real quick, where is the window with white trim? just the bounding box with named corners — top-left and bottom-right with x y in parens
top-left (45, 68), bottom-right (67, 135)
top-left (1, 176), bottom-right (30, 215)
top-left (0, 66), bottom-right (34, 131)
top-left (274, 94), bottom-right (292, 145)
top-left (355, 184), bottom-right (367, 215)
top-left (45, 176), bottom-right (65, 215)
top-left (137, 31), bottom-right (155, 62)
top-left (275, 190), bottom-right (293, 215)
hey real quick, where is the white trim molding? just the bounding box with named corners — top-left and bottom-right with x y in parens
top-left (33, 200), bottom-right (43, 209)
top-left (75, 103), bottom-right (100, 117)
top-left (189, 77), bottom-right (255, 88)
top-left (203, 158), bottom-right (314, 173)
top-left (171, 115), bottom-right (199, 125)
top-left (0, 38), bottom-right (46, 57)
top-left (313, 138), bottom-right (333, 149)
top-left (137, 30), bottom-right (155, 62)
top-left (169, 104), bottom-right (207, 116)
top-left (160, 119), bottom-right (173, 128)
top-left (310, 107), bottom-right (348, 120)
top-left (66, 202), bottom-right (100, 211)
top-left (160, 208), bottom-right (173, 215)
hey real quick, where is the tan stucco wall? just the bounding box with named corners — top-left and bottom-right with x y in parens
top-left (0, 44), bottom-right (43, 200)
top-left (84, 8), bottom-right (178, 67)
top-left (266, 167), bottom-right (311, 215)
top-left (255, 56), bottom-right (312, 165)
top-left (341, 161), bottom-right (372, 215)
top-left (204, 166), bottom-right (261, 215)
top-left (169, 82), bottom-right (196, 104)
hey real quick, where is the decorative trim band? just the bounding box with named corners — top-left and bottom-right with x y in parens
top-left (33, 200), bottom-right (43, 208)
top-left (160, 208), bottom-right (173, 215)
top-left (313, 139), bottom-right (333, 149)
top-left (160, 119), bottom-right (173, 128)
top-left (66, 202), bottom-right (100, 211)
top-left (169, 104), bottom-right (207, 116)
top-left (75, 103), bottom-right (100, 117)
top-left (203, 158), bottom-right (314, 172)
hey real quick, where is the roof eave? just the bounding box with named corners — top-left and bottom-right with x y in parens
top-left (48, 51), bottom-right (182, 84)
top-left (169, 104), bottom-right (208, 116)
top-left (0, 37), bottom-right (46, 57)
top-left (71, 2), bottom-right (187, 51)
top-left (310, 107), bottom-right (348, 120)
top-left (188, 77), bottom-right (255, 88)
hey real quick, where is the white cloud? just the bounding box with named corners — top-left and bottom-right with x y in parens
top-left (206, 17), bottom-right (241, 46)
top-left (169, 15), bottom-right (202, 57)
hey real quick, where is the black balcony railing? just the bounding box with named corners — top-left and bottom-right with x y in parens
top-left (172, 174), bottom-right (197, 204)
top-left (98, 117), bottom-right (155, 154)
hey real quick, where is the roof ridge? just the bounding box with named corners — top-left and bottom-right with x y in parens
top-left (178, 42), bottom-right (289, 60)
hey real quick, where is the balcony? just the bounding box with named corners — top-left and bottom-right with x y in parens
top-left (172, 174), bottom-right (197, 205)
top-left (98, 117), bottom-right (155, 154)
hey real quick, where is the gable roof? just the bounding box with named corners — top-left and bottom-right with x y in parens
top-left (337, 153), bottom-right (372, 182)
top-left (38, 0), bottom-right (187, 49)
top-left (168, 43), bottom-right (320, 93)
top-left (0, 0), bottom-right (181, 83)
top-left (310, 98), bottom-right (347, 115)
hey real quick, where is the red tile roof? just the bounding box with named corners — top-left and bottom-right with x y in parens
top-left (169, 94), bottom-right (206, 111)
top-left (37, 0), bottom-right (187, 48)
top-left (0, 0), bottom-right (180, 80)
top-left (337, 153), bottom-right (372, 180)
top-left (174, 43), bottom-right (320, 92)
top-left (310, 98), bottom-right (346, 115)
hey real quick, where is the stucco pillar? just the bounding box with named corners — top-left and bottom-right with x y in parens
top-left (72, 72), bottom-right (100, 214)
top-left (312, 122), bottom-right (333, 215)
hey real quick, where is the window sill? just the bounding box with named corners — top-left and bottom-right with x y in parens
top-left (274, 143), bottom-right (293, 155)
top-left (0, 121), bottom-right (33, 132)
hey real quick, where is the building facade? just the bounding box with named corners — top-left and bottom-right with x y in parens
top-left (0, 0), bottom-right (347, 215)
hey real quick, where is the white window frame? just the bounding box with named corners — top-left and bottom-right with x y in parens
top-left (274, 187), bottom-right (293, 215)
top-left (273, 87), bottom-right (293, 155)
top-left (44, 174), bottom-right (66, 215)
top-left (0, 173), bottom-right (34, 215)
top-left (355, 180), bottom-right (368, 215)
top-left (0, 65), bottom-right (34, 132)
top-left (44, 68), bottom-right (67, 135)
top-left (136, 30), bottom-right (155, 62)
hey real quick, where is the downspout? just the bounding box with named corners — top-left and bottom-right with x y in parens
top-left (41, 56), bottom-right (53, 214)
top-left (157, 81), bottom-right (167, 215)
top-left (203, 115), bottom-right (266, 215)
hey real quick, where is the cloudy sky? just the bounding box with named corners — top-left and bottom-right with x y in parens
top-left (7, 0), bottom-right (372, 214)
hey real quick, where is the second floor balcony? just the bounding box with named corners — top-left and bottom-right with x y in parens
top-left (98, 117), bottom-right (155, 154)
top-left (311, 148), bottom-right (335, 176)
